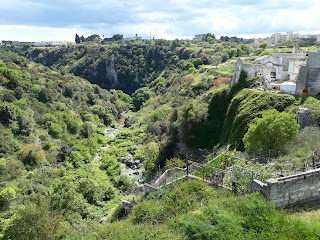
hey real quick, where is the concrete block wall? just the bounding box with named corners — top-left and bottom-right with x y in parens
top-left (253, 168), bottom-right (320, 207)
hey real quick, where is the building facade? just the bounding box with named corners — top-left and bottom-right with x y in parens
top-left (231, 53), bottom-right (307, 87)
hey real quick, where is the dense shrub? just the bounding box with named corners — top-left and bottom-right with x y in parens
top-left (19, 144), bottom-right (46, 168)
top-left (2, 199), bottom-right (62, 240)
top-left (0, 187), bottom-right (16, 210)
top-left (243, 110), bottom-right (299, 156)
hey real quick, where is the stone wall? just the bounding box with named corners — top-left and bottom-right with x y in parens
top-left (143, 183), bottom-right (158, 193)
top-left (231, 53), bottom-right (307, 86)
top-left (253, 168), bottom-right (320, 207)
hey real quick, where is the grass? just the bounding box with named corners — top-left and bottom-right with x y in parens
top-left (97, 180), bottom-right (320, 240)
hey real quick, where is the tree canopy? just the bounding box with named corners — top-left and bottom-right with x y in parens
top-left (75, 34), bottom-right (80, 44)
top-left (259, 42), bottom-right (268, 49)
top-left (243, 110), bottom-right (299, 156)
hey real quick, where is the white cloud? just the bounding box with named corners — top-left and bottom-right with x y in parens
top-left (1, 0), bottom-right (320, 41)
top-left (0, 25), bottom-right (88, 42)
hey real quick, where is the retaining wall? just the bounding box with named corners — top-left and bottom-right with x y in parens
top-left (253, 168), bottom-right (320, 207)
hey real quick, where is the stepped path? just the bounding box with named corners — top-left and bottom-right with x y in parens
top-left (144, 155), bottom-right (226, 192)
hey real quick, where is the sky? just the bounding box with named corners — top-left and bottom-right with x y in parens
top-left (1, 0), bottom-right (320, 42)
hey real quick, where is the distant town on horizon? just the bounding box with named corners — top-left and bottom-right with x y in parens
top-left (1, 31), bottom-right (320, 47)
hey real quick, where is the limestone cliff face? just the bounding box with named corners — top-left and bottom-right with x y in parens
top-left (27, 44), bottom-right (181, 94)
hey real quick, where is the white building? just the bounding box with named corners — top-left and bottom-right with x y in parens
top-left (231, 53), bottom-right (307, 86)
top-left (280, 82), bottom-right (296, 94)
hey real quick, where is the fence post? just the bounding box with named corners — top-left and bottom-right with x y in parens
top-left (186, 158), bottom-right (189, 177)
top-left (312, 153), bottom-right (315, 169)
top-left (165, 171), bottom-right (167, 185)
top-left (202, 167), bottom-right (204, 181)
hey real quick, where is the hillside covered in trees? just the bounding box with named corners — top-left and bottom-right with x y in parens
top-left (1, 37), bottom-right (320, 239)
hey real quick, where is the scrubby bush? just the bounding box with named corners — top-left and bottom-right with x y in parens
top-left (2, 198), bottom-right (62, 240)
top-left (19, 144), bottom-right (46, 168)
top-left (0, 187), bottom-right (16, 210)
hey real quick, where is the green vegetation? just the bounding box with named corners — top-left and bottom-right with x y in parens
top-left (243, 110), bottom-right (299, 156)
top-left (1, 36), bottom-right (320, 239)
top-left (0, 47), bottom-right (132, 238)
top-left (97, 180), bottom-right (320, 240)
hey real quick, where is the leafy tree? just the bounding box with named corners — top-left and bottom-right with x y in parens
top-left (14, 86), bottom-right (24, 99)
top-left (212, 53), bottom-right (222, 68)
top-left (171, 39), bottom-right (181, 50)
top-left (86, 34), bottom-right (101, 42)
top-left (0, 187), bottom-right (16, 210)
top-left (17, 114), bottom-right (33, 135)
top-left (206, 35), bottom-right (215, 43)
top-left (183, 62), bottom-right (195, 71)
top-left (38, 88), bottom-right (55, 103)
top-left (132, 87), bottom-right (154, 111)
top-left (112, 34), bottom-right (124, 41)
top-left (75, 34), bottom-right (81, 44)
top-left (282, 39), bottom-right (293, 47)
top-left (243, 110), bottom-right (299, 156)
top-left (0, 104), bottom-right (16, 126)
top-left (0, 127), bottom-right (19, 157)
top-left (220, 35), bottom-right (230, 42)
top-left (90, 104), bottom-right (114, 125)
top-left (19, 144), bottom-right (46, 168)
top-left (221, 53), bottom-right (229, 63)
top-left (0, 158), bottom-right (25, 180)
top-left (192, 58), bottom-right (203, 69)
top-left (49, 122), bottom-right (66, 138)
top-left (205, 33), bottom-right (216, 42)
top-left (227, 48), bottom-right (238, 58)
top-left (80, 35), bottom-right (86, 43)
top-left (165, 157), bottom-right (186, 169)
top-left (81, 121), bottom-right (95, 138)
top-left (259, 41), bottom-right (268, 50)
top-left (236, 46), bottom-right (244, 57)
top-left (238, 44), bottom-right (252, 55)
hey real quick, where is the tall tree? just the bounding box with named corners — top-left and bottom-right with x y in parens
top-left (112, 34), bottom-right (123, 41)
top-left (80, 35), bottom-right (86, 42)
top-left (75, 34), bottom-right (80, 44)
top-left (212, 53), bottom-right (222, 68)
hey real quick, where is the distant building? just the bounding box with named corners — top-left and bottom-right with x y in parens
top-left (33, 41), bottom-right (70, 46)
top-left (124, 34), bottom-right (142, 41)
top-left (231, 52), bottom-right (307, 87)
top-left (254, 32), bottom-right (320, 45)
top-left (231, 51), bottom-right (320, 96)
top-left (0, 41), bottom-right (71, 47)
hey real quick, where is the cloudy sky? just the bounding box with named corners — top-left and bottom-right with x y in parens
top-left (1, 0), bottom-right (320, 41)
